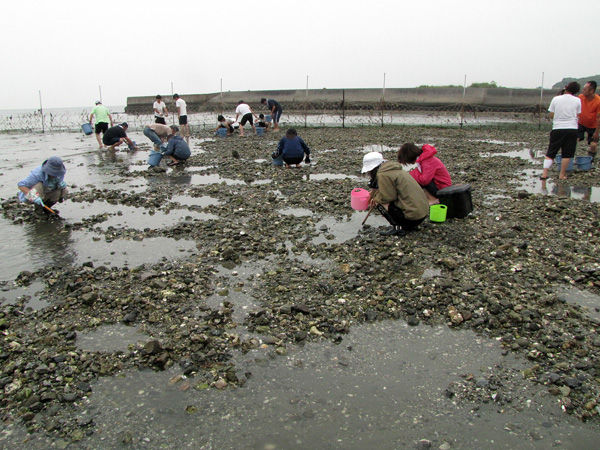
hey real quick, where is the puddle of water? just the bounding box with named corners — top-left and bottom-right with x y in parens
top-left (71, 232), bottom-right (198, 267)
top-left (57, 201), bottom-right (219, 229)
top-left (472, 139), bottom-right (527, 145)
top-left (0, 280), bottom-right (48, 311)
top-left (557, 286), bottom-right (600, 322)
top-left (516, 169), bottom-right (600, 202)
top-left (0, 218), bottom-right (198, 281)
top-left (305, 173), bottom-right (361, 181)
top-left (313, 211), bottom-right (388, 244)
top-left (481, 148), bottom-right (543, 161)
top-left (74, 321), bottom-right (600, 450)
top-left (171, 194), bottom-right (221, 207)
top-left (188, 174), bottom-right (271, 186)
top-left (362, 144), bottom-right (399, 154)
top-left (279, 207), bottom-right (314, 217)
top-left (206, 260), bottom-right (278, 324)
top-left (76, 323), bottom-right (149, 352)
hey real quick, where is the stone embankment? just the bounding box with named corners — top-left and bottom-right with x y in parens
top-left (126, 87), bottom-right (556, 114)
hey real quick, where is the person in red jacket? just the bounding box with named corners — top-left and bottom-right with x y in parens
top-left (397, 143), bottom-right (452, 205)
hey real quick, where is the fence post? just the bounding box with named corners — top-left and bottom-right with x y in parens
top-left (460, 75), bottom-right (467, 128)
top-left (342, 89), bottom-right (345, 128)
top-left (305, 76), bottom-right (308, 128)
top-left (39, 90), bottom-right (45, 133)
top-left (538, 72), bottom-right (544, 131)
top-left (381, 73), bottom-right (386, 127)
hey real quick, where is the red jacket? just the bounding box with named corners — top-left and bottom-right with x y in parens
top-left (409, 144), bottom-right (452, 190)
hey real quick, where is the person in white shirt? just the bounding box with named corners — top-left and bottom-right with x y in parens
top-left (234, 101), bottom-right (258, 137)
top-left (541, 82), bottom-right (582, 180)
top-left (153, 95), bottom-right (169, 124)
top-left (173, 93), bottom-right (189, 143)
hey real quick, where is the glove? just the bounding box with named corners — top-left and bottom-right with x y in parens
top-left (305, 157), bottom-right (311, 164)
top-left (58, 181), bottom-right (67, 189)
top-left (25, 188), bottom-right (44, 206)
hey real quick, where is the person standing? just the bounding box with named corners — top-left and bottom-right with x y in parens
top-left (89, 101), bottom-right (113, 149)
top-left (234, 101), bottom-right (258, 137)
top-left (173, 93), bottom-right (189, 143)
top-left (361, 152), bottom-right (429, 237)
top-left (578, 81), bottom-right (600, 160)
top-left (153, 95), bottom-right (169, 124)
top-left (541, 82), bottom-right (582, 181)
top-left (17, 156), bottom-right (68, 218)
top-left (261, 98), bottom-right (283, 131)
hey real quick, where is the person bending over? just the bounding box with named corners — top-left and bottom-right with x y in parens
top-left (17, 156), bottom-right (68, 218)
top-left (163, 125), bottom-right (191, 166)
top-left (272, 128), bottom-right (311, 168)
top-left (361, 151), bottom-right (429, 236)
top-left (397, 143), bottom-right (452, 205)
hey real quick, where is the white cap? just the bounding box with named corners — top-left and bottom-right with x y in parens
top-left (361, 152), bottom-right (384, 173)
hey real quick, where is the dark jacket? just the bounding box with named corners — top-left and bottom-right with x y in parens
top-left (164, 135), bottom-right (191, 160)
top-left (276, 136), bottom-right (310, 160)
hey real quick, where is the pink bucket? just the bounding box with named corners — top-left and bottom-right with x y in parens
top-left (351, 188), bottom-right (370, 211)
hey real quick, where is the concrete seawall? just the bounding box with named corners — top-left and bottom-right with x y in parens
top-left (126, 87), bottom-right (555, 115)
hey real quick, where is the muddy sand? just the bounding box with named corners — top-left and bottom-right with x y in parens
top-left (1, 125), bottom-right (600, 449)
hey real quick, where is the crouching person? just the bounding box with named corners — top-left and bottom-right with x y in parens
top-left (361, 151), bottom-right (429, 236)
top-left (17, 156), bottom-right (68, 218)
top-left (272, 128), bottom-right (311, 167)
top-left (163, 125), bottom-right (191, 166)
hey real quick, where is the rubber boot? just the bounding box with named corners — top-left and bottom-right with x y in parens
top-left (377, 205), bottom-right (406, 236)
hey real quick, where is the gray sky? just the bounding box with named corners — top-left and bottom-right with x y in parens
top-left (2, 0), bottom-right (596, 110)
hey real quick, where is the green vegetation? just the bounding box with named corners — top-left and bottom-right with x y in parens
top-left (552, 75), bottom-right (600, 90)
top-left (418, 82), bottom-right (500, 89)
top-left (469, 81), bottom-right (499, 88)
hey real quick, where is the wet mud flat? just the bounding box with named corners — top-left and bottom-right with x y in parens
top-left (1, 125), bottom-right (600, 448)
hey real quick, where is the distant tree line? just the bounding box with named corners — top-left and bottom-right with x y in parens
top-left (418, 81), bottom-right (499, 89)
top-left (552, 75), bottom-right (600, 90)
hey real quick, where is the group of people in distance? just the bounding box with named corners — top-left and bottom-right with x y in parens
top-left (216, 98), bottom-right (283, 137)
top-left (361, 143), bottom-right (452, 237)
top-left (541, 80), bottom-right (600, 180)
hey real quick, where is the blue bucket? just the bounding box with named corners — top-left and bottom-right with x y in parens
top-left (256, 127), bottom-right (264, 136)
top-left (265, 115), bottom-right (272, 123)
top-left (555, 155), bottom-right (574, 172)
top-left (82, 123), bottom-right (93, 135)
top-left (148, 150), bottom-right (163, 167)
top-left (575, 156), bottom-right (593, 170)
top-left (216, 128), bottom-right (227, 137)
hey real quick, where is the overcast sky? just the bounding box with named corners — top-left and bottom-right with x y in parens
top-left (1, 0), bottom-right (596, 110)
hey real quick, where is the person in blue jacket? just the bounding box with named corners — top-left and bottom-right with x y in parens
top-left (17, 156), bottom-right (68, 217)
top-left (272, 128), bottom-right (311, 168)
top-left (163, 125), bottom-right (191, 166)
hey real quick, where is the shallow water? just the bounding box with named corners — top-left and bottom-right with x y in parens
top-left (0, 280), bottom-right (47, 311)
top-left (68, 322), bottom-right (600, 449)
top-left (76, 324), bottom-right (149, 353)
top-left (313, 211), bottom-right (388, 244)
top-left (516, 169), bottom-right (600, 202)
top-left (0, 217), bottom-right (197, 281)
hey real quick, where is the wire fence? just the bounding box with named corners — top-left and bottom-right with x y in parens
top-left (0, 102), bottom-right (552, 134)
